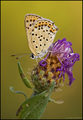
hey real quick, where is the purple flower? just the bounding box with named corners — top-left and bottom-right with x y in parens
top-left (39, 38), bottom-right (80, 86)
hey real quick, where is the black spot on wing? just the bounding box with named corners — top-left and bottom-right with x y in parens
top-left (33, 19), bottom-right (35, 22)
top-left (32, 33), bottom-right (34, 36)
top-left (35, 34), bottom-right (37, 36)
top-left (38, 28), bottom-right (40, 30)
top-left (26, 27), bottom-right (29, 29)
top-left (44, 44), bottom-right (46, 46)
top-left (35, 26), bottom-right (37, 28)
top-left (40, 39), bottom-right (42, 41)
top-left (46, 30), bottom-right (48, 32)
top-left (26, 20), bottom-right (28, 22)
top-left (36, 46), bottom-right (38, 48)
top-left (29, 24), bottom-right (32, 27)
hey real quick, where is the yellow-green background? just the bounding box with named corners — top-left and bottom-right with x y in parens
top-left (1, 1), bottom-right (82, 119)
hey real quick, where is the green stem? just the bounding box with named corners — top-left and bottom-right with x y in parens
top-left (10, 86), bottom-right (27, 99)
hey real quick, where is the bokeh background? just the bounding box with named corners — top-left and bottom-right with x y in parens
top-left (1, 1), bottom-right (82, 119)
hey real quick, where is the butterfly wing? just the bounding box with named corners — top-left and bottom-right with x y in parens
top-left (24, 14), bottom-right (43, 55)
top-left (30, 18), bottom-right (58, 56)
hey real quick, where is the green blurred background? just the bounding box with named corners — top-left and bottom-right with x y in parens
top-left (1, 1), bottom-right (82, 119)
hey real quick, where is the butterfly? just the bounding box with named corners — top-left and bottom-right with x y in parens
top-left (24, 14), bottom-right (58, 59)
top-left (11, 14), bottom-right (58, 60)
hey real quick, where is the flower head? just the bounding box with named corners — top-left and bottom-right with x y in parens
top-left (39, 38), bottom-right (80, 86)
top-left (31, 55), bottom-right (62, 93)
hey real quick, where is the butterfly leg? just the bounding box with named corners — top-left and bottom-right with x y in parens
top-left (35, 58), bottom-right (38, 65)
top-left (39, 57), bottom-right (49, 64)
top-left (48, 50), bottom-right (56, 56)
top-left (48, 50), bottom-right (55, 53)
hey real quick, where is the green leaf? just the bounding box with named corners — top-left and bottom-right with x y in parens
top-left (16, 81), bottom-right (55, 119)
top-left (10, 86), bottom-right (27, 99)
top-left (18, 62), bottom-right (32, 89)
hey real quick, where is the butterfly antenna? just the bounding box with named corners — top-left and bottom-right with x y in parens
top-left (16, 54), bottom-right (28, 59)
top-left (11, 53), bottom-right (31, 59)
top-left (11, 53), bottom-right (31, 56)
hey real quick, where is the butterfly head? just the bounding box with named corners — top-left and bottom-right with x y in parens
top-left (30, 53), bottom-right (35, 59)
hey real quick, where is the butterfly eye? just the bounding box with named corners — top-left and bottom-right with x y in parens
top-left (30, 53), bottom-right (35, 59)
